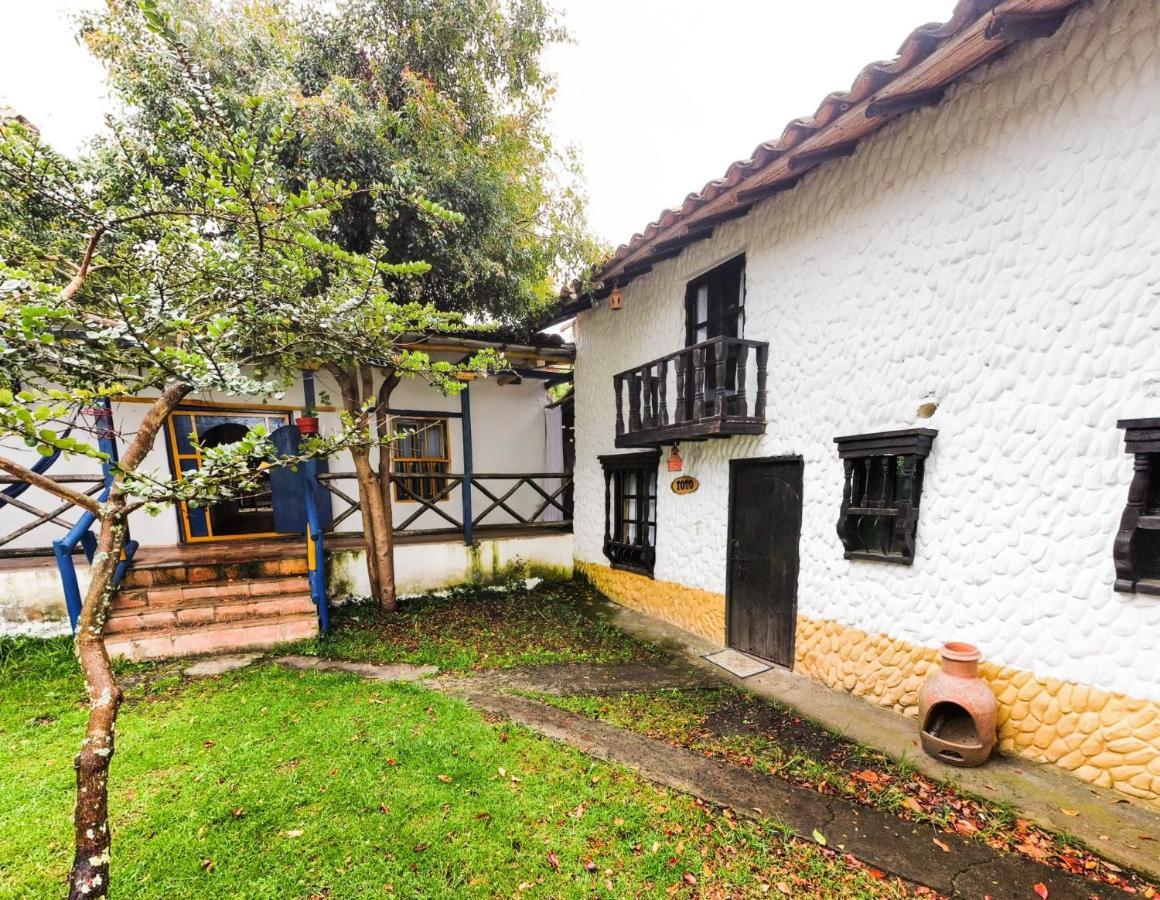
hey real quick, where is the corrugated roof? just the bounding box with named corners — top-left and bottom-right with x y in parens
top-left (547, 0), bottom-right (1087, 325)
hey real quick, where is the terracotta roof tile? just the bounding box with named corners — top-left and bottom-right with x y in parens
top-left (547, 0), bottom-right (1088, 324)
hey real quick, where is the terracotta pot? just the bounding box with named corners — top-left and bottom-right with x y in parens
top-left (295, 416), bottom-right (320, 435)
top-left (918, 642), bottom-right (998, 768)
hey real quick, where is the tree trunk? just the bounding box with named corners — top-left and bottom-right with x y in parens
top-left (68, 509), bottom-right (126, 900)
top-left (373, 372), bottom-right (401, 612)
top-left (337, 368), bottom-right (395, 611)
top-left (68, 383), bottom-right (190, 900)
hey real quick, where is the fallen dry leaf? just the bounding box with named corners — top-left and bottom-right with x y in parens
top-left (546, 851), bottom-right (560, 871)
top-left (775, 883), bottom-right (792, 896)
top-left (812, 829), bottom-right (827, 846)
top-left (932, 838), bottom-right (951, 853)
top-left (1033, 883), bottom-right (1048, 899)
top-left (1060, 808), bottom-right (1079, 817)
top-left (437, 774), bottom-right (452, 783)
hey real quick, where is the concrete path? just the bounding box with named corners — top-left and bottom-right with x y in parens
top-left (439, 660), bottom-right (715, 696)
top-left (275, 655), bottom-right (439, 682)
top-left (572, 591), bottom-right (1160, 883)
top-left (184, 653), bottom-right (261, 676)
top-left (447, 684), bottom-right (1130, 900)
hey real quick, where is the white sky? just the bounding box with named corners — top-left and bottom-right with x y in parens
top-left (1, 0), bottom-right (958, 247)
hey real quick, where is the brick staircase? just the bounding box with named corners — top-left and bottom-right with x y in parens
top-left (105, 554), bottom-right (318, 661)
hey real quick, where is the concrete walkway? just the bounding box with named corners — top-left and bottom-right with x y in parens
top-left (572, 590), bottom-right (1160, 883)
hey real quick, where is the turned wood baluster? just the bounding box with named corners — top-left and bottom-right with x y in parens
top-left (658, 359), bottom-right (669, 426)
top-left (878, 456), bottom-right (892, 506)
top-left (862, 458), bottom-right (873, 507)
top-left (614, 375), bottom-right (625, 437)
top-left (714, 341), bottom-right (728, 418)
top-left (735, 343), bottom-right (749, 416)
top-left (628, 371), bottom-right (642, 432)
top-left (640, 366), bottom-right (653, 430)
top-left (754, 344), bottom-right (769, 419)
top-left (674, 353), bottom-right (687, 424)
top-left (692, 347), bottom-right (706, 420)
top-left (1115, 453), bottom-right (1154, 590)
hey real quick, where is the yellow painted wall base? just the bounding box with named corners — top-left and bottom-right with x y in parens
top-left (579, 561), bottom-right (1160, 805)
top-left (578, 562), bottom-right (725, 644)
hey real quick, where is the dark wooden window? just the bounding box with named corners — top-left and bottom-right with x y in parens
top-left (683, 255), bottom-right (746, 419)
top-left (393, 417), bottom-right (450, 502)
top-left (1114, 419), bottom-right (1160, 595)
top-left (599, 452), bottom-right (659, 576)
top-left (685, 255), bottom-right (745, 345)
top-left (833, 429), bottom-right (937, 565)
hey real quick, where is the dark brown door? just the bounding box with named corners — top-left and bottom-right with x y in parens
top-left (726, 458), bottom-right (803, 667)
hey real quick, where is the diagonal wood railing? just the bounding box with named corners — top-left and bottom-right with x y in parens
top-left (0, 475), bottom-right (108, 557)
top-left (315, 470), bottom-right (572, 541)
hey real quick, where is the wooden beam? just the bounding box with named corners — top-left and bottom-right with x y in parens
top-left (654, 226), bottom-right (715, 255)
top-left (737, 176), bottom-right (802, 206)
top-left (984, 9), bottom-right (1070, 41)
top-left (865, 86), bottom-right (947, 120)
top-left (692, 203), bottom-right (754, 230)
top-left (787, 140), bottom-right (859, 172)
top-left (622, 246), bottom-right (684, 278)
top-left (496, 372), bottom-right (522, 386)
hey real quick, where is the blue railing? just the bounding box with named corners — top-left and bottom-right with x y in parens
top-left (52, 402), bottom-right (138, 631)
top-left (301, 458), bottom-right (329, 633)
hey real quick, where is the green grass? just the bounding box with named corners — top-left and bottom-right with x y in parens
top-left (301, 579), bottom-right (658, 673)
top-left (0, 636), bottom-right (906, 899)
top-left (537, 687), bottom-right (1156, 894)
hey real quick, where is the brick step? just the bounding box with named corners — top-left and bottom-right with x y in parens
top-left (113, 576), bottom-right (310, 612)
top-left (106, 593), bottom-right (315, 635)
top-left (105, 612), bottom-right (319, 662)
top-left (120, 555), bottom-right (308, 590)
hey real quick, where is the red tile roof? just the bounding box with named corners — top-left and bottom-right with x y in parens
top-left (548, 0), bottom-right (1087, 324)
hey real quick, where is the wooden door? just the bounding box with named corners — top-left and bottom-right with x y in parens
top-left (726, 457), bottom-right (803, 667)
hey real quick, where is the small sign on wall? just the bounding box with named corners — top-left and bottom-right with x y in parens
top-left (671, 475), bottom-right (700, 495)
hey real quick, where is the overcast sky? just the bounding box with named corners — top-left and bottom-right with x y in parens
top-left (1, 0), bottom-right (958, 247)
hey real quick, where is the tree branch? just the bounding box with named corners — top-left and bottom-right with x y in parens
top-left (0, 456), bottom-right (102, 514)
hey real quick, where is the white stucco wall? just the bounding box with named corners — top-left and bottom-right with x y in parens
top-left (573, 0), bottom-right (1160, 703)
top-left (0, 363), bottom-right (558, 551)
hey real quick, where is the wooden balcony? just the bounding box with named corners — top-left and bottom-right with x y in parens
top-left (613, 336), bottom-right (769, 448)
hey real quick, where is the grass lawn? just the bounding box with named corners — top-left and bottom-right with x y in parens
top-left (540, 687), bottom-right (1157, 896)
top-left (0, 590), bottom-right (913, 899)
top-left (303, 579), bottom-right (658, 672)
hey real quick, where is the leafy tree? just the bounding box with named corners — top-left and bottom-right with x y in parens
top-left (0, 6), bottom-right (488, 895)
top-left (83, 0), bottom-right (601, 609)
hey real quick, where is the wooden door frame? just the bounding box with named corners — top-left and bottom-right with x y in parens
top-left (725, 455), bottom-right (804, 667)
top-left (164, 403), bottom-right (295, 543)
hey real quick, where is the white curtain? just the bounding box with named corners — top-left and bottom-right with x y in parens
top-left (543, 404), bottom-right (564, 522)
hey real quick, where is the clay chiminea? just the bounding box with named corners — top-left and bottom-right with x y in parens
top-left (918, 642), bottom-right (998, 768)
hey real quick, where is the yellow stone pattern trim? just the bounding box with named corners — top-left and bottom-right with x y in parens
top-left (577, 562), bottom-right (724, 644)
top-left (578, 562), bottom-right (1160, 805)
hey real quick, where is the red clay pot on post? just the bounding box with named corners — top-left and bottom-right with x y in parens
top-left (295, 416), bottom-right (320, 435)
top-left (918, 642), bottom-right (998, 768)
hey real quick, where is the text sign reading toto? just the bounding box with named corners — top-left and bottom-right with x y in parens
top-left (671, 475), bottom-right (700, 495)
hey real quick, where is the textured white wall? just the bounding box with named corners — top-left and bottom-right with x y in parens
top-left (0, 366), bottom-right (555, 549)
top-left (574, 0), bottom-right (1160, 702)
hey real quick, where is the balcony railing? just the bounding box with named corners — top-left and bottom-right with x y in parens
top-left (613, 336), bottom-right (769, 448)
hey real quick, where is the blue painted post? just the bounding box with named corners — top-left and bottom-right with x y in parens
top-left (56, 400), bottom-right (127, 631)
top-left (302, 457), bottom-right (329, 633)
top-left (460, 385), bottom-right (474, 546)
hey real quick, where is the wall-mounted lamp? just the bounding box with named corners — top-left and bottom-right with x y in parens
top-left (667, 444), bottom-right (683, 472)
top-left (608, 285), bottom-right (624, 311)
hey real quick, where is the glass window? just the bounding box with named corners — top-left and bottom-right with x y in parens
top-left (393, 417), bottom-right (451, 503)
